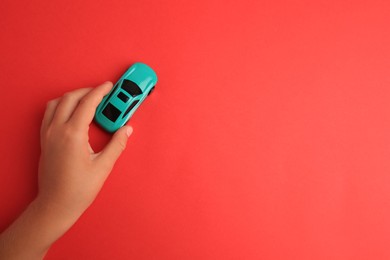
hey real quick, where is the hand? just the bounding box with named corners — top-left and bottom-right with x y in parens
top-left (38, 81), bottom-right (132, 218)
top-left (0, 82), bottom-right (132, 259)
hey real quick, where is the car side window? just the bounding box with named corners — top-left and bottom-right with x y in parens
top-left (122, 99), bottom-right (140, 118)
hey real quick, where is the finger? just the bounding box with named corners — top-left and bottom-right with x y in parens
top-left (88, 143), bottom-right (95, 154)
top-left (51, 88), bottom-right (93, 125)
top-left (95, 126), bottom-right (132, 176)
top-left (68, 81), bottom-right (113, 129)
top-left (41, 98), bottom-right (60, 136)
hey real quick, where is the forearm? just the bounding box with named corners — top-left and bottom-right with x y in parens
top-left (0, 198), bottom-right (80, 259)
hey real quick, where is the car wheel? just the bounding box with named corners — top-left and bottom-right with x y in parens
top-left (148, 86), bottom-right (155, 96)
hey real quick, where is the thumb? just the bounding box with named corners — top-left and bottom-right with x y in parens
top-left (97, 126), bottom-right (133, 172)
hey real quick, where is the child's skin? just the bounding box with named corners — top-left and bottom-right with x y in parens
top-left (0, 81), bottom-right (132, 259)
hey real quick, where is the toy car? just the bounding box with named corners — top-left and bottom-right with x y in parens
top-left (94, 62), bottom-right (157, 132)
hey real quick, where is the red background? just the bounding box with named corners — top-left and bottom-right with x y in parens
top-left (1, 0), bottom-right (390, 259)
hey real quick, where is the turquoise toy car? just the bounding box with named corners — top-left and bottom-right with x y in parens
top-left (94, 62), bottom-right (157, 133)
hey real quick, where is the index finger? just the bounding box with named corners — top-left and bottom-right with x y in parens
top-left (68, 81), bottom-right (113, 128)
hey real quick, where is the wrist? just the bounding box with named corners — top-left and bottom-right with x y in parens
top-left (0, 198), bottom-right (82, 260)
top-left (25, 197), bottom-right (83, 254)
top-left (34, 195), bottom-right (84, 228)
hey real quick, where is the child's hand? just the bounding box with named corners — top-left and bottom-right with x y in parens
top-left (0, 82), bottom-right (132, 259)
top-left (38, 81), bottom-right (132, 219)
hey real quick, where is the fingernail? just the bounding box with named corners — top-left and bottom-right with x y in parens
top-left (126, 126), bottom-right (133, 137)
top-left (104, 81), bottom-right (113, 87)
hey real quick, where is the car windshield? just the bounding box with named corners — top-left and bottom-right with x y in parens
top-left (121, 79), bottom-right (142, 97)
